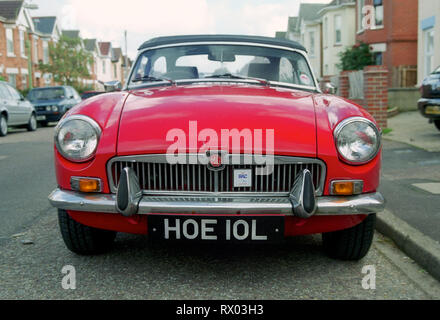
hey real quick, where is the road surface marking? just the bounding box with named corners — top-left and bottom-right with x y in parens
top-left (413, 183), bottom-right (440, 195)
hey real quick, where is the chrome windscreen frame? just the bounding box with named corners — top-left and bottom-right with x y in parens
top-left (124, 41), bottom-right (321, 93)
top-left (106, 154), bottom-right (327, 197)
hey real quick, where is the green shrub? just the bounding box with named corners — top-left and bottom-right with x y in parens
top-left (338, 42), bottom-right (374, 71)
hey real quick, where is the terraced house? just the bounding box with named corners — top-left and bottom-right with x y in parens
top-left (0, 0), bottom-right (61, 91)
top-left (32, 15), bottom-right (61, 87)
top-left (0, 0), bottom-right (35, 90)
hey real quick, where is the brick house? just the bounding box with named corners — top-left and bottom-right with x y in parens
top-left (319, 0), bottom-right (356, 78)
top-left (297, 3), bottom-right (328, 79)
top-left (97, 41), bottom-right (113, 83)
top-left (63, 30), bottom-right (99, 89)
top-left (0, 0), bottom-right (35, 90)
top-left (31, 16), bottom-right (61, 87)
top-left (0, 15), bottom-right (5, 78)
top-left (111, 47), bottom-right (124, 85)
top-left (121, 55), bottom-right (133, 86)
top-left (83, 38), bottom-right (100, 89)
top-left (355, 0), bottom-right (418, 87)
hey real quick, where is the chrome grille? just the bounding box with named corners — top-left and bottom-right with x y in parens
top-left (108, 155), bottom-right (326, 195)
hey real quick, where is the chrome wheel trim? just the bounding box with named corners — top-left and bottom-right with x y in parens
top-left (30, 115), bottom-right (37, 130)
top-left (0, 116), bottom-right (7, 135)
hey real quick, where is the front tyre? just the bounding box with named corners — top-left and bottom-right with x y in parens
top-left (27, 114), bottom-right (37, 131)
top-left (322, 214), bottom-right (376, 261)
top-left (434, 120), bottom-right (440, 131)
top-left (58, 209), bottom-right (116, 255)
top-left (0, 114), bottom-right (8, 137)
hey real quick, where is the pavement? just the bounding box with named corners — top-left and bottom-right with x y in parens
top-left (379, 111), bottom-right (440, 282)
top-left (385, 111), bottom-right (440, 152)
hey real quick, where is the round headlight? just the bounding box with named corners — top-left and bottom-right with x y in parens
top-left (52, 105), bottom-right (58, 112)
top-left (334, 117), bottom-right (381, 165)
top-left (55, 115), bottom-right (101, 162)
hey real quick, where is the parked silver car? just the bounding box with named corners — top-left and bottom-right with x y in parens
top-left (0, 81), bottom-right (37, 137)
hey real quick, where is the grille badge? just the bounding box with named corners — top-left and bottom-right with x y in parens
top-left (206, 150), bottom-right (227, 171)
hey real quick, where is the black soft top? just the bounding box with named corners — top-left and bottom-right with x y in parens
top-left (138, 34), bottom-right (306, 52)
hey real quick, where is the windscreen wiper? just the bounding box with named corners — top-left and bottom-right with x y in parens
top-left (205, 73), bottom-right (270, 86)
top-left (132, 76), bottom-right (176, 85)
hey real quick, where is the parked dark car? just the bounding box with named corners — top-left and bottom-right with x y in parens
top-left (81, 91), bottom-right (105, 100)
top-left (27, 86), bottom-right (82, 126)
top-left (0, 81), bottom-right (37, 137)
top-left (418, 65), bottom-right (440, 131)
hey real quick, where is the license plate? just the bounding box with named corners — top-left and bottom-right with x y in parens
top-left (148, 215), bottom-right (284, 243)
top-left (425, 106), bottom-right (440, 115)
top-left (36, 115), bottom-right (46, 121)
top-left (233, 169), bottom-right (252, 187)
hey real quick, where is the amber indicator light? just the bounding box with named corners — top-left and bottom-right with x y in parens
top-left (332, 181), bottom-right (354, 195)
top-left (77, 179), bottom-right (101, 193)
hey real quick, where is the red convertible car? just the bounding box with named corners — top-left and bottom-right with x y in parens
top-left (49, 35), bottom-right (385, 260)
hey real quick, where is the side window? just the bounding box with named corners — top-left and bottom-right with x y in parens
top-left (73, 88), bottom-right (80, 100)
top-left (279, 58), bottom-right (294, 83)
top-left (5, 84), bottom-right (21, 100)
top-left (0, 83), bottom-right (12, 100)
top-left (65, 88), bottom-right (72, 98)
top-left (296, 59), bottom-right (314, 87)
top-left (134, 55), bottom-right (149, 79)
top-left (151, 56), bottom-right (167, 77)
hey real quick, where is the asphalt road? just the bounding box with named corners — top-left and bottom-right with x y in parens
top-left (1, 127), bottom-right (439, 299)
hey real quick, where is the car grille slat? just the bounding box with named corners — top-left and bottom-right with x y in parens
top-left (109, 156), bottom-right (325, 195)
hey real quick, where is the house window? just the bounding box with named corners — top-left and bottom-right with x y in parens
top-left (309, 31), bottom-right (315, 56)
top-left (22, 75), bottom-right (28, 90)
top-left (334, 15), bottom-right (342, 44)
top-left (374, 0), bottom-right (384, 27)
top-left (373, 52), bottom-right (383, 65)
top-left (114, 64), bottom-right (117, 78)
top-left (425, 28), bottom-right (435, 77)
top-left (358, 0), bottom-right (365, 31)
top-left (103, 61), bottom-right (106, 74)
top-left (8, 74), bottom-right (17, 88)
top-left (19, 30), bottom-right (26, 57)
top-left (33, 38), bottom-right (38, 62)
top-left (324, 17), bottom-right (328, 47)
top-left (43, 41), bottom-right (49, 64)
top-left (6, 29), bottom-right (14, 56)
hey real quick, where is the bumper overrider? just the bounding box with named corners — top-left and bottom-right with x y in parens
top-left (48, 168), bottom-right (385, 217)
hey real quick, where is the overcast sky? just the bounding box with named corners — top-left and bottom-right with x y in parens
top-left (28, 0), bottom-right (331, 59)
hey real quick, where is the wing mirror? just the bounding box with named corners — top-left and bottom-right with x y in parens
top-left (323, 82), bottom-right (337, 95)
top-left (103, 80), bottom-right (122, 92)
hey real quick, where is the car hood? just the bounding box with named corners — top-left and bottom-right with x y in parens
top-left (30, 98), bottom-right (66, 106)
top-left (117, 84), bottom-right (317, 157)
top-left (421, 73), bottom-right (440, 98)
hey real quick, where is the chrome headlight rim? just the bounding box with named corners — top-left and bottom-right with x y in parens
top-left (334, 117), bottom-right (382, 165)
top-left (54, 115), bottom-right (102, 163)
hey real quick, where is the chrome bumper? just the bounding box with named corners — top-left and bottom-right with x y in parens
top-left (48, 188), bottom-right (385, 216)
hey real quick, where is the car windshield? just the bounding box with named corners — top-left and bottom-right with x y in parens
top-left (433, 66), bottom-right (440, 74)
top-left (129, 44), bottom-right (316, 90)
top-left (28, 88), bottom-right (66, 101)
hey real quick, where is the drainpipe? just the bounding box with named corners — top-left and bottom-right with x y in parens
top-left (26, 39), bottom-right (33, 89)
